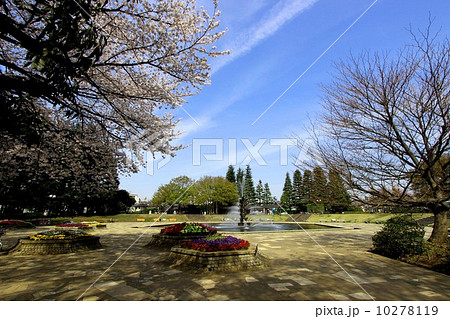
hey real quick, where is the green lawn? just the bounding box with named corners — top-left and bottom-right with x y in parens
top-left (304, 213), bottom-right (433, 224)
top-left (45, 212), bottom-right (434, 224)
top-left (70, 214), bottom-right (189, 223)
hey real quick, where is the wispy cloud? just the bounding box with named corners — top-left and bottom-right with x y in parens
top-left (213, 0), bottom-right (319, 72)
top-left (176, 0), bottom-right (318, 137)
top-left (176, 114), bottom-right (218, 136)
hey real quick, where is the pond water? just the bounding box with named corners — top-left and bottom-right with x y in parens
top-left (206, 222), bottom-right (337, 232)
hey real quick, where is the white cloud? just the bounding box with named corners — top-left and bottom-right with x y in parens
top-left (213, 0), bottom-right (319, 72)
top-left (175, 114), bottom-right (217, 137)
top-left (175, 0), bottom-right (319, 138)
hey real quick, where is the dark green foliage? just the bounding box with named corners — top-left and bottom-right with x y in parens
top-left (226, 165), bottom-right (236, 184)
top-left (243, 165), bottom-right (256, 204)
top-left (236, 167), bottom-right (244, 195)
top-left (290, 167), bottom-right (351, 212)
top-left (255, 180), bottom-right (264, 204)
top-left (327, 169), bottom-right (351, 213)
top-left (0, 123), bottom-right (122, 217)
top-left (280, 172), bottom-right (293, 209)
top-left (372, 215), bottom-right (425, 259)
top-left (83, 189), bottom-right (136, 216)
top-left (312, 167), bottom-right (327, 206)
top-left (302, 170), bottom-right (313, 206)
top-left (292, 169), bottom-right (305, 211)
top-left (263, 183), bottom-right (273, 205)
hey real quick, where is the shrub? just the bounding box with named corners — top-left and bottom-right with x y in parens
top-left (372, 214), bottom-right (425, 259)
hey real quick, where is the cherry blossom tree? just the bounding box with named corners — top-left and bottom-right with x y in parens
top-left (0, 116), bottom-right (123, 216)
top-left (0, 0), bottom-right (227, 215)
top-left (1, 0), bottom-right (227, 161)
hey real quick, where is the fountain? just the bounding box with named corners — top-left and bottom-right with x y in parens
top-left (207, 197), bottom-right (339, 232)
top-left (224, 203), bottom-right (249, 227)
top-left (239, 196), bottom-right (249, 226)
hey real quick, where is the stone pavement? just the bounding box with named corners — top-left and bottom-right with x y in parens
top-left (0, 222), bottom-right (449, 301)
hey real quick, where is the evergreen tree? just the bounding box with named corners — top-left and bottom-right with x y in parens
top-left (312, 166), bottom-right (327, 211)
top-left (263, 183), bottom-right (273, 205)
top-left (236, 167), bottom-right (244, 195)
top-left (243, 165), bottom-right (256, 204)
top-left (225, 165), bottom-right (236, 184)
top-left (280, 172), bottom-right (293, 210)
top-left (255, 180), bottom-right (264, 204)
top-left (302, 170), bottom-right (313, 206)
top-left (292, 169), bottom-right (304, 211)
top-left (327, 169), bottom-right (351, 213)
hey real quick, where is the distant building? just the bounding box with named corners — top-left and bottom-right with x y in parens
top-left (129, 202), bottom-right (151, 213)
top-left (130, 193), bottom-right (140, 204)
top-left (248, 204), bottom-right (278, 215)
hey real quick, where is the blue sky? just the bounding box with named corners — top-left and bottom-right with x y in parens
top-left (119, 0), bottom-right (450, 201)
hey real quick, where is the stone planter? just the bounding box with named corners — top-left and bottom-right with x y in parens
top-left (7, 236), bottom-right (102, 255)
top-left (145, 233), bottom-right (212, 249)
top-left (167, 246), bottom-right (268, 272)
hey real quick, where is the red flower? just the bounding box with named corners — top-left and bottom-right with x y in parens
top-left (180, 236), bottom-right (250, 252)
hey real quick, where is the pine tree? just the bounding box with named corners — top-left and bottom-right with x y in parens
top-left (255, 180), bottom-right (264, 204)
top-left (236, 167), bottom-right (244, 196)
top-left (243, 165), bottom-right (256, 204)
top-left (280, 172), bottom-right (293, 210)
top-left (302, 169), bottom-right (313, 207)
top-left (292, 169), bottom-right (304, 212)
top-left (312, 166), bottom-right (327, 212)
top-left (263, 183), bottom-right (273, 205)
top-left (327, 169), bottom-right (351, 213)
top-left (225, 165), bottom-right (236, 184)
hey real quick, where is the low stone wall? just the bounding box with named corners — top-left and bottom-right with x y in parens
top-left (168, 246), bottom-right (269, 272)
top-left (145, 233), bottom-right (210, 249)
top-left (7, 236), bottom-right (102, 255)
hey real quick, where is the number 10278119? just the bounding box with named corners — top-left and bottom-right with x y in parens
top-left (377, 305), bottom-right (438, 316)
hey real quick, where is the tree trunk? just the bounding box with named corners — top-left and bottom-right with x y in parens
top-left (428, 208), bottom-right (448, 244)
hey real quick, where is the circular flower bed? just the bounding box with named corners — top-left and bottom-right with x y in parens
top-left (28, 230), bottom-right (92, 241)
top-left (0, 219), bottom-right (35, 229)
top-left (7, 230), bottom-right (101, 255)
top-left (168, 235), bottom-right (267, 272)
top-left (80, 221), bottom-right (107, 228)
top-left (181, 235), bottom-right (250, 252)
top-left (145, 223), bottom-right (217, 249)
top-left (160, 222), bottom-right (217, 236)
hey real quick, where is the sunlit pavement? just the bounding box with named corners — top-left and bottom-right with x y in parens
top-left (0, 222), bottom-right (448, 301)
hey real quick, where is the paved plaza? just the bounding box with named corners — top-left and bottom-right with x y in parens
top-left (0, 222), bottom-right (449, 301)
